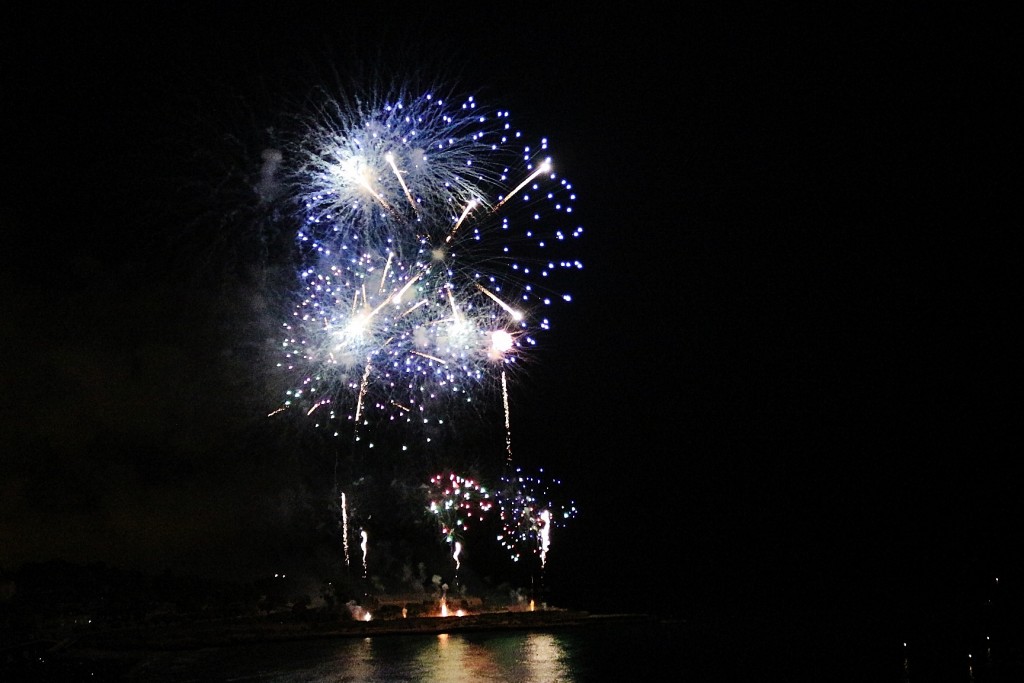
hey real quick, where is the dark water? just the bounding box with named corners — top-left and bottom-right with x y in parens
top-left (19, 614), bottom-right (1023, 682)
top-left (98, 619), bottom-right (694, 682)
top-left (123, 621), bottom-right (685, 682)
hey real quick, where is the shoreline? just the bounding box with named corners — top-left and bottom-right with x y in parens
top-left (4, 611), bottom-right (674, 679)
top-left (45, 609), bottom-right (659, 653)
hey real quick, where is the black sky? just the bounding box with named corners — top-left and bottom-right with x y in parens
top-left (2, 4), bottom-right (1019, 625)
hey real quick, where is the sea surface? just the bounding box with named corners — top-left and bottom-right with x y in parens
top-left (22, 612), bottom-right (1023, 682)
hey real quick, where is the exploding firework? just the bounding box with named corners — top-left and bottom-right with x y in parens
top-left (262, 79), bottom-right (583, 588)
top-left (426, 472), bottom-right (495, 574)
top-left (274, 87), bottom-right (583, 438)
top-left (496, 467), bottom-right (578, 567)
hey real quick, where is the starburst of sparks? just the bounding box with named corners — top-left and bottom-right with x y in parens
top-left (426, 472), bottom-right (495, 546)
top-left (262, 81), bottom-right (583, 582)
top-left (275, 89), bottom-right (582, 436)
top-left (496, 467), bottom-right (578, 566)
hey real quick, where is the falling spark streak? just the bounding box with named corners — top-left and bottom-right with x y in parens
top-left (494, 159), bottom-right (551, 211)
top-left (400, 298), bottom-right (429, 317)
top-left (445, 199), bottom-right (478, 244)
top-left (307, 399), bottom-right (329, 416)
top-left (412, 350), bottom-right (448, 364)
top-left (502, 370), bottom-right (512, 463)
top-left (341, 492), bottom-right (350, 567)
top-left (446, 288), bottom-right (463, 324)
top-left (363, 272), bottom-right (420, 320)
top-left (392, 272), bottom-right (422, 304)
top-left (453, 540), bottom-right (462, 572)
top-left (385, 153), bottom-right (418, 210)
top-left (538, 509), bottom-right (551, 568)
top-left (379, 252), bottom-right (394, 293)
top-left (267, 407), bottom-right (286, 417)
top-left (360, 529), bottom-right (369, 578)
top-left (476, 284), bottom-right (523, 321)
top-left (354, 361), bottom-right (372, 424)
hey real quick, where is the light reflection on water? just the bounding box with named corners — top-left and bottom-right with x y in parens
top-left (410, 632), bottom-right (570, 682)
top-left (128, 628), bottom-right (582, 682)
top-left (70, 614), bottom-right (1020, 682)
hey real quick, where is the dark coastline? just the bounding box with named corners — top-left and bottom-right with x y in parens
top-left (3, 609), bottom-right (660, 679)
top-left (71, 609), bottom-right (655, 650)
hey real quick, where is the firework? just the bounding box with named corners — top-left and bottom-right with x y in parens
top-left (496, 467), bottom-right (578, 566)
top-left (426, 472), bottom-right (494, 542)
top-left (263, 80), bottom-right (584, 586)
top-left (426, 471), bottom-right (495, 574)
top-left (275, 87), bottom-right (583, 437)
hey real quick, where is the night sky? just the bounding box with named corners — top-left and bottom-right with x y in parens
top-left (2, 4), bottom-right (1018, 628)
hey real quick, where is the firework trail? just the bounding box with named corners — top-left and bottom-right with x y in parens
top-left (496, 467), bottom-right (577, 565)
top-left (360, 528), bottom-right (369, 578)
top-left (341, 492), bottom-right (350, 567)
top-left (275, 87), bottom-right (583, 440)
top-left (537, 509), bottom-right (551, 569)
